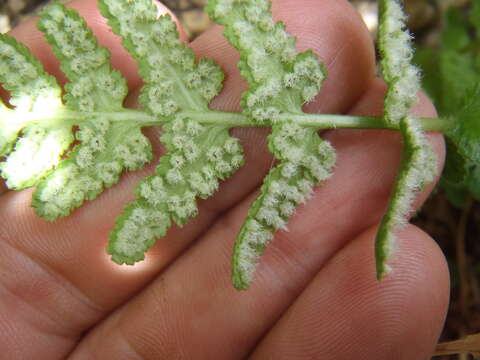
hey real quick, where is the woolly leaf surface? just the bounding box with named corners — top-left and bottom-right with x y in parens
top-left (0, 34), bottom-right (62, 113)
top-left (109, 118), bottom-right (244, 264)
top-left (0, 104), bottom-right (18, 158)
top-left (375, 117), bottom-right (436, 277)
top-left (375, 0), bottom-right (436, 279)
top-left (232, 123), bottom-right (335, 289)
top-left (98, 0), bottom-right (224, 113)
top-left (378, 0), bottom-right (421, 126)
top-left (207, 0), bottom-right (325, 123)
top-left (33, 118), bottom-right (151, 221)
top-left (38, 2), bottom-right (128, 111)
top-left (0, 32), bottom-right (70, 188)
top-left (1, 122), bottom-right (74, 189)
top-left (31, 3), bottom-right (150, 220)
top-left (100, 0), bottom-right (244, 263)
top-left (207, 0), bottom-right (333, 289)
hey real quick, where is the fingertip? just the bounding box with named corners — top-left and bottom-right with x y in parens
top-left (345, 225), bottom-right (450, 359)
top-left (251, 224), bottom-right (450, 360)
top-left (375, 225), bottom-right (450, 357)
top-left (413, 90), bottom-right (438, 119)
top-left (386, 225), bottom-right (451, 309)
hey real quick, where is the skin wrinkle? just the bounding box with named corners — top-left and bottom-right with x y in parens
top-left (249, 225), bottom-right (449, 360)
top-left (111, 315), bottom-right (151, 360)
top-left (0, 236), bottom-right (105, 334)
top-left (77, 162), bottom-right (440, 358)
top-left (0, 283), bottom-right (79, 345)
top-left (325, 41), bottom-right (349, 71)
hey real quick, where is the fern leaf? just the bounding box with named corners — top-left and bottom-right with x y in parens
top-left (207, 0), bottom-right (325, 122)
top-left (32, 119), bottom-right (152, 221)
top-left (31, 2), bottom-right (151, 221)
top-left (39, 3), bottom-right (128, 111)
top-left (233, 124), bottom-right (335, 288)
top-left (375, 0), bottom-right (437, 278)
top-left (0, 33), bottom-right (70, 189)
top-left (98, 0), bottom-right (223, 112)
top-left (99, 0), bottom-right (244, 264)
top-left (207, 0), bottom-right (334, 289)
top-left (109, 118), bottom-right (243, 264)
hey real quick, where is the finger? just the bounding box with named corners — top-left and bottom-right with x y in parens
top-left (0, 0), bottom-right (375, 358)
top-left (67, 85), bottom-right (444, 359)
top-left (250, 225), bottom-right (450, 360)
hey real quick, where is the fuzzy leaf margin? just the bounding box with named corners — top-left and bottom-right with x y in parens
top-left (375, 0), bottom-right (437, 278)
top-left (0, 32), bottom-right (68, 190)
top-left (99, 0), bottom-right (245, 264)
top-left (27, 2), bottom-right (152, 221)
top-left (207, 0), bottom-right (335, 289)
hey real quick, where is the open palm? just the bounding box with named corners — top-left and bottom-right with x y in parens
top-left (0, 0), bottom-right (449, 359)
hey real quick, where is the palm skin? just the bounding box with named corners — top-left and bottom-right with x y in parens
top-left (0, 0), bottom-right (449, 359)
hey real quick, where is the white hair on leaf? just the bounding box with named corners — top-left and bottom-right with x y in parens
top-left (376, 0), bottom-right (437, 279)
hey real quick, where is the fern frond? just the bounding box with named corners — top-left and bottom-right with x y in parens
top-left (32, 119), bottom-right (152, 221)
top-left (98, 0), bottom-right (223, 112)
top-left (0, 0), bottom-right (447, 290)
top-left (109, 118), bottom-right (243, 264)
top-left (0, 33), bottom-right (69, 189)
top-left (31, 2), bottom-right (151, 221)
top-left (207, 0), bottom-right (334, 289)
top-left (233, 124), bottom-right (335, 288)
top-left (39, 2), bottom-right (128, 111)
top-left (99, 0), bottom-right (244, 264)
top-left (207, 1), bottom-right (325, 122)
top-left (375, 0), bottom-right (437, 278)
top-left (0, 34), bottom-right (62, 114)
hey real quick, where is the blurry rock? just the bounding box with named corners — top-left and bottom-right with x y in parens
top-left (8, 0), bottom-right (26, 14)
top-left (177, 0), bottom-right (191, 10)
top-left (405, 0), bottom-right (436, 32)
top-left (181, 8), bottom-right (212, 39)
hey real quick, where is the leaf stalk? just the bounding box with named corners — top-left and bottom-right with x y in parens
top-left (2, 108), bottom-right (454, 133)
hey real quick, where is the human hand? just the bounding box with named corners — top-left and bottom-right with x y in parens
top-left (0, 0), bottom-right (449, 359)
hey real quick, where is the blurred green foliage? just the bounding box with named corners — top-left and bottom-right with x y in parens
top-left (415, 0), bottom-right (480, 207)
